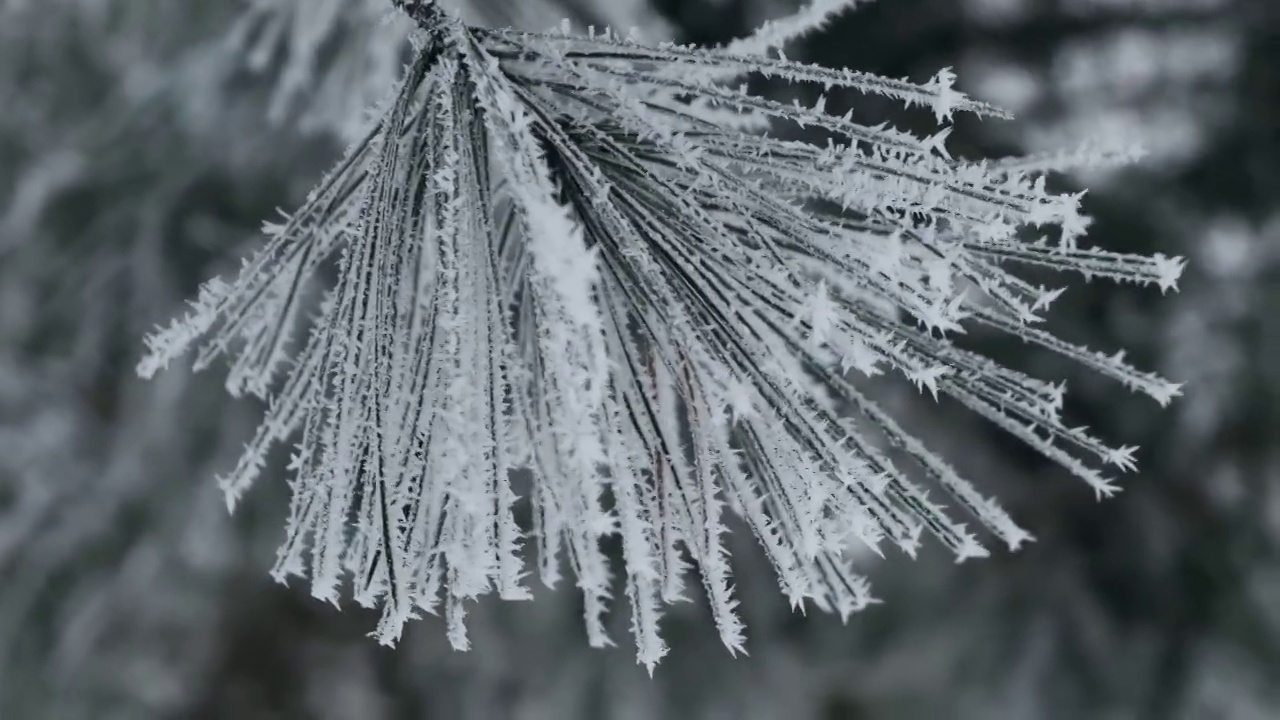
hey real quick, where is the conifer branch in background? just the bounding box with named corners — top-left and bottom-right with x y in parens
top-left (137, 0), bottom-right (1184, 671)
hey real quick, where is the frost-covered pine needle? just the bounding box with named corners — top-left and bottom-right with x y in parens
top-left (137, 0), bottom-right (1184, 672)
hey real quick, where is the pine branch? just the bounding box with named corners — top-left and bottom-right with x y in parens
top-left (138, 0), bottom-right (1184, 671)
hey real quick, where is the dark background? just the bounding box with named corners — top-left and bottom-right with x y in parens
top-left (1, 0), bottom-right (1276, 717)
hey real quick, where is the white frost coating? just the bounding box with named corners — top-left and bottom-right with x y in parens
top-left (138, 0), bottom-right (1185, 668)
top-left (726, 0), bottom-right (871, 57)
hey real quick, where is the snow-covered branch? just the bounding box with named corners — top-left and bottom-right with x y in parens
top-left (138, 0), bottom-right (1184, 670)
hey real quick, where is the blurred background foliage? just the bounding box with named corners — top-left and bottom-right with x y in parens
top-left (0, 0), bottom-right (1276, 718)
